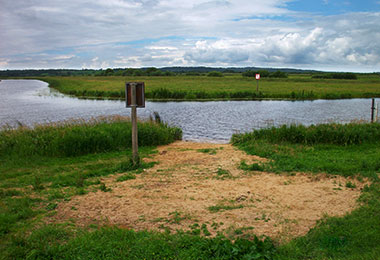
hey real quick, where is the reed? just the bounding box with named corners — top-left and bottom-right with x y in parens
top-left (231, 122), bottom-right (380, 146)
top-left (0, 116), bottom-right (182, 157)
top-left (40, 74), bottom-right (380, 101)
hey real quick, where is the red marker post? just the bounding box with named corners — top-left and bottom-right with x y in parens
top-left (255, 74), bottom-right (260, 92)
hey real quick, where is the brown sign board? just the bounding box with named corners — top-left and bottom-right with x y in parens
top-left (126, 82), bottom-right (145, 108)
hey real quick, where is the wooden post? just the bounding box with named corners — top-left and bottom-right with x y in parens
top-left (371, 98), bottom-right (375, 123)
top-left (130, 83), bottom-right (139, 164)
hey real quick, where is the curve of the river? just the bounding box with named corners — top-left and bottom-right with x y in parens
top-left (0, 80), bottom-right (376, 142)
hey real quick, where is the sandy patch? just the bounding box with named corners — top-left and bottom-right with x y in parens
top-left (54, 141), bottom-right (366, 242)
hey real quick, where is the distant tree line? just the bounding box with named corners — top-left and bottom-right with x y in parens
top-left (242, 70), bottom-right (288, 78)
top-left (95, 67), bottom-right (175, 77)
top-left (312, 72), bottom-right (357, 80)
top-left (1, 67), bottom-right (374, 78)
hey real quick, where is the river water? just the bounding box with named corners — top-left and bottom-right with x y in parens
top-left (0, 79), bottom-right (374, 142)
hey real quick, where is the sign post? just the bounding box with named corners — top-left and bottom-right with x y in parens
top-left (126, 82), bottom-right (145, 165)
top-left (255, 74), bottom-right (260, 92)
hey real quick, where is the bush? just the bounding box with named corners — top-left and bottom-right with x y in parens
top-left (312, 73), bottom-right (357, 80)
top-left (207, 71), bottom-right (224, 77)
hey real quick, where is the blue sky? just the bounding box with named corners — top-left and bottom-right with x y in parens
top-left (1, 0), bottom-right (380, 72)
top-left (287, 0), bottom-right (380, 15)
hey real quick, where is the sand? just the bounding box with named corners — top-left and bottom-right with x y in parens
top-left (53, 141), bottom-right (366, 242)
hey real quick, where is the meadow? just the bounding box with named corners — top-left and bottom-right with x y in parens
top-left (40, 73), bottom-right (380, 101)
top-left (0, 117), bottom-right (183, 259)
top-left (232, 123), bottom-right (380, 259)
top-left (1, 119), bottom-right (380, 259)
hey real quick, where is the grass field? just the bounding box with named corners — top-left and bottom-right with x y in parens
top-left (0, 117), bottom-right (183, 259)
top-left (232, 123), bottom-right (380, 259)
top-left (40, 74), bottom-right (380, 100)
top-left (1, 121), bottom-right (380, 259)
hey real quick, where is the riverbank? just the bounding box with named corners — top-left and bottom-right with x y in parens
top-left (2, 121), bottom-right (380, 259)
top-left (39, 74), bottom-right (380, 101)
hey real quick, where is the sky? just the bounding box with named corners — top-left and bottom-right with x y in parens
top-left (1, 0), bottom-right (380, 72)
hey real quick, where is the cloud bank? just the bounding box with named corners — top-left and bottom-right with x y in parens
top-left (1, 0), bottom-right (380, 71)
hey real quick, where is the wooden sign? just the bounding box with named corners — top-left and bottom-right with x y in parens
top-left (126, 82), bottom-right (145, 108)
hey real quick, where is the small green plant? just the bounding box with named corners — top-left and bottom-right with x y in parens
top-left (201, 224), bottom-right (211, 236)
top-left (45, 203), bottom-right (58, 211)
top-left (346, 181), bottom-right (357, 189)
top-left (215, 168), bottom-right (233, 179)
top-left (207, 204), bottom-right (244, 213)
top-left (99, 183), bottom-right (112, 192)
top-left (189, 223), bottom-right (201, 235)
top-left (75, 174), bottom-right (85, 188)
top-left (117, 157), bottom-right (141, 172)
top-left (168, 211), bottom-right (188, 224)
top-left (239, 160), bottom-right (264, 171)
top-left (255, 213), bottom-right (271, 222)
top-left (197, 148), bottom-right (217, 155)
top-left (116, 173), bottom-right (136, 182)
top-left (32, 175), bottom-right (44, 191)
top-left (76, 188), bottom-right (87, 195)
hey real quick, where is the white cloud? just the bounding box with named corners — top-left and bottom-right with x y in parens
top-left (1, 0), bottom-right (380, 71)
top-left (0, 59), bottom-right (10, 68)
top-left (51, 55), bottom-right (75, 60)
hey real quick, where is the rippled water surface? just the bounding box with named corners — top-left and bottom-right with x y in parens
top-left (0, 80), bottom-right (375, 142)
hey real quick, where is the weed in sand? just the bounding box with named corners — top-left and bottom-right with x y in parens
top-left (168, 211), bottom-right (191, 224)
top-left (215, 168), bottom-right (233, 179)
top-left (197, 148), bottom-right (217, 155)
top-left (201, 224), bottom-right (212, 236)
top-left (116, 173), bottom-right (136, 182)
top-left (239, 160), bottom-right (265, 172)
top-left (207, 204), bottom-right (244, 213)
top-left (99, 183), bottom-right (112, 192)
top-left (345, 181), bottom-right (357, 189)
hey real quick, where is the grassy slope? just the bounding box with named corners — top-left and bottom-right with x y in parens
top-left (2, 122), bottom-right (380, 259)
top-left (232, 123), bottom-right (380, 259)
top-left (40, 74), bottom-right (380, 100)
top-left (0, 119), bottom-right (183, 259)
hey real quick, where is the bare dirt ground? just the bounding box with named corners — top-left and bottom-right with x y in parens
top-left (54, 141), bottom-right (366, 243)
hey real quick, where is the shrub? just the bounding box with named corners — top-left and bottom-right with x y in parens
top-left (207, 71), bottom-right (224, 77)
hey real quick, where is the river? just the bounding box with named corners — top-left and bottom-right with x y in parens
top-left (0, 79), bottom-right (375, 142)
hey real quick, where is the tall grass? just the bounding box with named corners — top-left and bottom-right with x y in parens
top-left (231, 122), bottom-right (380, 146)
top-left (40, 74), bottom-right (380, 101)
top-left (232, 122), bottom-right (380, 178)
top-left (0, 116), bottom-right (182, 157)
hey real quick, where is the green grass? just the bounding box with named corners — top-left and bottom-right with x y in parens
top-left (239, 160), bottom-right (264, 172)
top-left (232, 123), bottom-right (380, 179)
top-left (0, 118), bottom-right (181, 258)
top-left (0, 116), bottom-right (182, 157)
top-left (39, 74), bottom-right (380, 100)
top-left (3, 121), bottom-right (380, 259)
top-left (232, 122), bottom-right (380, 259)
top-left (4, 225), bottom-right (276, 260)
